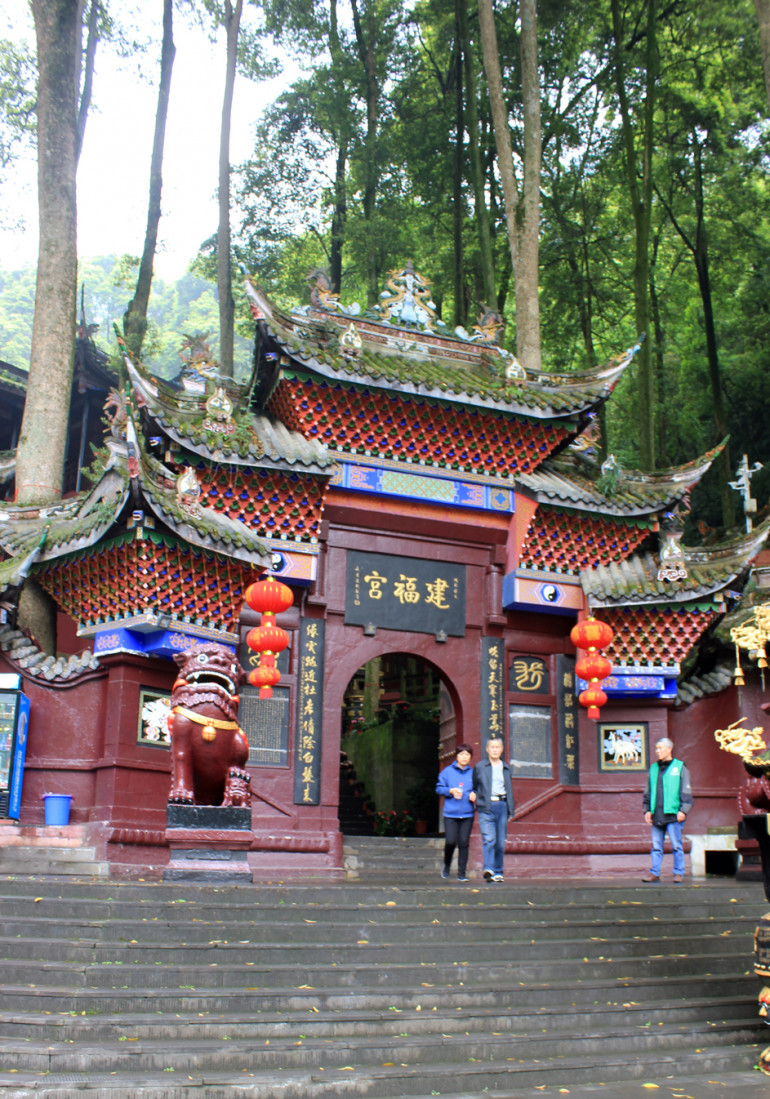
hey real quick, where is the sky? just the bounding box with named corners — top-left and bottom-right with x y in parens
top-left (0, 3), bottom-right (291, 282)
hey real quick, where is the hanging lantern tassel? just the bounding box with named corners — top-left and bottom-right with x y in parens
top-left (734, 644), bottom-right (745, 688)
top-left (579, 683), bottom-right (608, 721)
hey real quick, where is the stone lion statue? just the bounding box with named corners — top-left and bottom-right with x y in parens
top-left (167, 643), bottom-right (250, 807)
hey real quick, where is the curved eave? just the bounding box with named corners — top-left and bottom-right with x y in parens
top-left (520, 442), bottom-right (727, 518)
top-left (0, 474), bottom-right (129, 566)
top-left (141, 484), bottom-right (270, 568)
top-left (135, 443), bottom-right (271, 568)
top-left (124, 354), bottom-right (333, 474)
top-left (518, 471), bottom-right (676, 519)
top-left (271, 335), bottom-right (608, 421)
top-left (247, 279), bottom-right (631, 421)
top-left (581, 519), bottom-right (770, 608)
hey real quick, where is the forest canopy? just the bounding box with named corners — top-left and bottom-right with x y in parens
top-left (1, 0), bottom-right (769, 527)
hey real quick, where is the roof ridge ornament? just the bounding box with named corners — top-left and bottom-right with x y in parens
top-left (379, 260), bottom-right (437, 330)
top-left (176, 466), bottom-right (202, 517)
top-left (339, 322), bottom-right (363, 358)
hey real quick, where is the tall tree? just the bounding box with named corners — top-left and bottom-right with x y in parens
top-left (123, 0), bottom-right (175, 358)
top-left (456, 0), bottom-right (495, 307)
top-left (610, 0), bottom-right (657, 470)
top-left (755, 0), bottom-right (770, 105)
top-left (15, 0), bottom-right (81, 507)
top-left (478, 0), bottom-right (542, 370)
top-left (217, 0), bottom-right (243, 379)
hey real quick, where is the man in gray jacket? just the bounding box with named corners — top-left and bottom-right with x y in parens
top-left (472, 737), bottom-right (514, 882)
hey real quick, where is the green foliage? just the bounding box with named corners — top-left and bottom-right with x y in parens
top-left (0, 255), bottom-right (252, 381)
top-left (0, 38), bottom-right (36, 171)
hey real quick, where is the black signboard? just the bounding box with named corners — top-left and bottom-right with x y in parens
top-left (294, 618), bottom-right (325, 805)
top-left (480, 638), bottom-right (505, 751)
top-left (239, 686), bottom-right (290, 767)
top-left (345, 551), bottom-right (466, 637)
top-left (556, 654), bottom-right (579, 785)
top-left (508, 654), bottom-right (549, 694)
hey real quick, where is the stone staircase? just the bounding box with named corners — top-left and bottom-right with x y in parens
top-left (0, 823), bottom-right (110, 877)
top-left (338, 752), bottom-right (375, 836)
top-left (0, 852), bottom-right (767, 1098)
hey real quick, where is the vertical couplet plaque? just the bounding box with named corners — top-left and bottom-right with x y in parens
top-left (556, 654), bottom-right (579, 785)
top-left (294, 618), bottom-right (325, 804)
top-left (480, 638), bottom-right (505, 752)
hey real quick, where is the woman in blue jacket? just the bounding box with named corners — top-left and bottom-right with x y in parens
top-left (435, 744), bottom-right (476, 881)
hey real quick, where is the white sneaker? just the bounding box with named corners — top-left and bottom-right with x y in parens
top-left (492, 874), bottom-right (504, 882)
top-left (483, 869), bottom-right (493, 881)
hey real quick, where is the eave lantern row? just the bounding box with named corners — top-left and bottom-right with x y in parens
top-left (570, 616), bottom-right (614, 721)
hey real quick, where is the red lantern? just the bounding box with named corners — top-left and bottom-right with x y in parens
top-left (571, 615), bottom-right (614, 721)
top-left (246, 624), bottom-right (289, 655)
top-left (575, 653), bottom-right (612, 682)
top-left (579, 684), bottom-right (608, 720)
top-left (248, 664), bottom-right (282, 698)
top-left (245, 579), bottom-right (294, 616)
top-left (570, 617), bottom-right (614, 652)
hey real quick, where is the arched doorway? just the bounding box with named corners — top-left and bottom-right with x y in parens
top-left (339, 653), bottom-right (456, 836)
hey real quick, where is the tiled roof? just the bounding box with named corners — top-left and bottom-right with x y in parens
top-left (518, 445), bottom-right (724, 518)
top-left (124, 354), bottom-right (335, 474)
top-left (676, 662), bottom-right (734, 705)
top-left (581, 518), bottom-right (770, 608)
top-left (246, 280), bottom-right (637, 421)
top-left (0, 432), bottom-right (271, 590)
top-left (0, 449), bottom-right (129, 565)
top-left (139, 449), bottom-right (270, 566)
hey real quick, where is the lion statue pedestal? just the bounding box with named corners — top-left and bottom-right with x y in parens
top-left (163, 643), bottom-right (254, 882)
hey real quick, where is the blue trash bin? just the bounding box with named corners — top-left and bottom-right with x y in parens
top-left (43, 794), bottom-right (72, 826)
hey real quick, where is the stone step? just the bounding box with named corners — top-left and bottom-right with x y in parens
top-left (0, 1016), bottom-right (762, 1075)
top-left (0, 928), bottom-right (752, 965)
top-left (0, 869), bottom-right (763, 1096)
top-left (0, 848), bottom-right (110, 876)
top-left (0, 1041), bottom-right (764, 1098)
top-left (0, 946), bottom-right (751, 990)
top-left (0, 969), bottom-right (754, 1014)
top-left (0, 910), bottom-right (761, 944)
top-left (0, 873), bottom-right (763, 908)
top-left (0, 824), bottom-right (86, 847)
top-left (0, 993), bottom-right (757, 1042)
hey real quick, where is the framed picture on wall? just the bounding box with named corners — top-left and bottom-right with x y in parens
top-left (137, 689), bottom-right (171, 748)
top-left (599, 722), bottom-right (647, 772)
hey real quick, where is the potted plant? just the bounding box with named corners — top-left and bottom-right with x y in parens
top-left (405, 778), bottom-right (437, 835)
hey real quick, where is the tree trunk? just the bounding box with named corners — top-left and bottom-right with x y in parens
top-left (754, 0), bottom-right (770, 105)
top-left (456, 0), bottom-right (496, 308)
top-left (217, 0), bottom-right (242, 379)
top-left (689, 140), bottom-right (733, 527)
top-left (123, 0), bottom-right (175, 359)
top-left (478, 0), bottom-right (541, 369)
top-left (76, 0), bottom-right (99, 161)
top-left (329, 0), bottom-right (348, 293)
top-left (452, 37), bottom-right (466, 327)
top-left (517, 0), bottom-right (541, 369)
top-left (351, 0), bottom-right (380, 305)
top-left (16, 0), bottom-right (81, 507)
top-left (329, 137), bottom-right (348, 293)
top-left (610, 0), bottom-right (657, 470)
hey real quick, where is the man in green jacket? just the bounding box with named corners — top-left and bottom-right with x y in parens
top-left (642, 737), bottom-right (693, 883)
